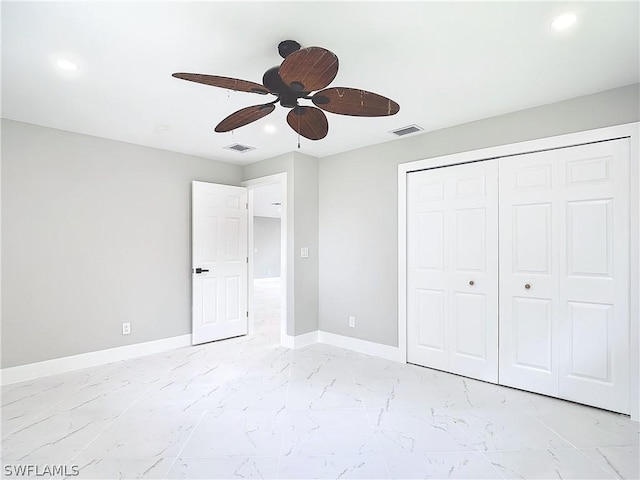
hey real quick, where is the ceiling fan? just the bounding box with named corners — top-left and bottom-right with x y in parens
top-left (172, 40), bottom-right (400, 141)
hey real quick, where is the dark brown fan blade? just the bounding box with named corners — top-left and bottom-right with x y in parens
top-left (312, 87), bottom-right (400, 117)
top-left (278, 47), bottom-right (338, 92)
top-left (215, 103), bottom-right (275, 132)
top-left (286, 106), bottom-right (328, 140)
top-left (172, 73), bottom-right (270, 95)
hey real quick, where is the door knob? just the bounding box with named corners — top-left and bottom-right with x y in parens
top-left (469, 280), bottom-right (475, 286)
top-left (525, 283), bottom-right (531, 290)
top-left (194, 268), bottom-right (209, 274)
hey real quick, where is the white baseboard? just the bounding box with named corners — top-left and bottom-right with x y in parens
top-left (318, 330), bottom-right (403, 362)
top-left (281, 330), bottom-right (402, 361)
top-left (281, 330), bottom-right (319, 349)
top-left (2, 330), bottom-right (402, 386)
top-left (1, 334), bottom-right (192, 386)
top-left (281, 334), bottom-right (295, 349)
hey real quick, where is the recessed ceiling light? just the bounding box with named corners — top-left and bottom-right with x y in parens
top-left (155, 125), bottom-right (169, 132)
top-left (56, 59), bottom-right (79, 71)
top-left (551, 13), bottom-right (577, 31)
top-left (264, 124), bottom-right (276, 133)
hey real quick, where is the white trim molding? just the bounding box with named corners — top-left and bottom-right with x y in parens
top-left (0, 334), bottom-right (191, 386)
top-left (242, 173), bottom-right (288, 346)
top-left (318, 331), bottom-right (403, 362)
top-left (282, 331), bottom-right (318, 349)
top-left (398, 122), bottom-right (640, 421)
top-left (281, 330), bottom-right (404, 361)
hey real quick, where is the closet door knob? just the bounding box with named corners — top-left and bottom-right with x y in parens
top-left (525, 283), bottom-right (531, 290)
top-left (469, 280), bottom-right (475, 286)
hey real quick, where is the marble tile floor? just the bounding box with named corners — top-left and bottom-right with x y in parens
top-left (2, 278), bottom-right (639, 479)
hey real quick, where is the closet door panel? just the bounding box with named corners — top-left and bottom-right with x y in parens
top-left (448, 161), bottom-right (498, 383)
top-left (558, 140), bottom-right (630, 414)
top-left (511, 297), bottom-right (553, 372)
top-left (415, 288), bottom-right (446, 353)
top-left (499, 151), bottom-right (560, 396)
top-left (513, 203), bottom-right (553, 275)
top-left (407, 160), bottom-right (498, 383)
top-left (452, 292), bottom-right (487, 357)
top-left (407, 174), bottom-right (449, 370)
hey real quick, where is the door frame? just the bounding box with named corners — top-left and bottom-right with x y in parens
top-left (398, 122), bottom-right (639, 420)
top-left (242, 173), bottom-right (288, 344)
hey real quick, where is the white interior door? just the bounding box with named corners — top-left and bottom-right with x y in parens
top-left (557, 140), bottom-right (630, 414)
top-left (192, 181), bottom-right (248, 345)
top-left (499, 151), bottom-right (560, 396)
top-left (407, 160), bottom-right (498, 383)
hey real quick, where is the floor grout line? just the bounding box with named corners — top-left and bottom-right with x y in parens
top-left (572, 447), bottom-right (625, 479)
top-left (63, 370), bottom-right (172, 477)
top-left (162, 409), bottom-right (208, 479)
top-left (521, 409), bottom-right (581, 449)
top-left (276, 330), bottom-right (292, 480)
top-left (352, 355), bottom-right (394, 479)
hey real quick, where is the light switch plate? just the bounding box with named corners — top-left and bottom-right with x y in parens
top-left (301, 247), bottom-right (309, 258)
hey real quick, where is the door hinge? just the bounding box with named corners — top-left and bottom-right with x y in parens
top-left (246, 311), bottom-right (249, 318)
top-left (246, 203), bottom-right (248, 210)
top-left (246, 257), bottom-right (248, 263)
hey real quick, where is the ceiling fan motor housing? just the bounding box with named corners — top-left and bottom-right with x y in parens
top-left (262, 66), bottom-right (309, 108)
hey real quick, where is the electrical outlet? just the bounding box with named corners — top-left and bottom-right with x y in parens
top-left (349, 316), bottom-right (356, 328)
top-left (122, 322), bottom-right (131, 335)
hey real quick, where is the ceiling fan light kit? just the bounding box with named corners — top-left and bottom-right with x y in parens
top-left (172, 40), bottom-right (400, 142)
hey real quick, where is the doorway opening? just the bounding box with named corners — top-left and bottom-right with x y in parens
top-left (243, 173), bottom-right (288, 345)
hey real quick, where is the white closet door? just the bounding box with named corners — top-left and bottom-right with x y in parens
top-left (448, 161), bottom-right (499, 382)
top-left (408, 160), bottom-right (498, 382)
top-left (557, 140), bottom-right (630, 413)
top-left (499, 152), bottom-right (560, 396)
top-left (407, 170), bottom-right (449, 371)
top-left (499, 139), bottom-right (630, 414)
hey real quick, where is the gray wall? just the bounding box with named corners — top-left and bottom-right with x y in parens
top-left (292, 153), bottom-right (319, 336)
top-left (4, 83), bottom-right (637, 367)
top-left (254, 216), bottom-right (281, 278)
top-left (319, 83), bottom-right (640, 347)
top-left (1, 120), bottom-right (242, 368)
top-left (243, 151), bottom-right (319, 336)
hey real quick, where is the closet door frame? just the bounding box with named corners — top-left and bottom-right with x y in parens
top-left (398, 122), bottom-right (639, 421)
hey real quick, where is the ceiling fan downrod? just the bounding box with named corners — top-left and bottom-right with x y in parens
top-left (278, 40), bottom-right (301, 59)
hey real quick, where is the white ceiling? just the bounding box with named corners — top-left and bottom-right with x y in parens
top-left (2, 2), bottom-right (638, 165)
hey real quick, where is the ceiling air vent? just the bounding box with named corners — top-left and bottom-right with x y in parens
top-left (224, 143), bottom-right (255, 153)
top-left (390, 124), bottom-right (424, 137)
